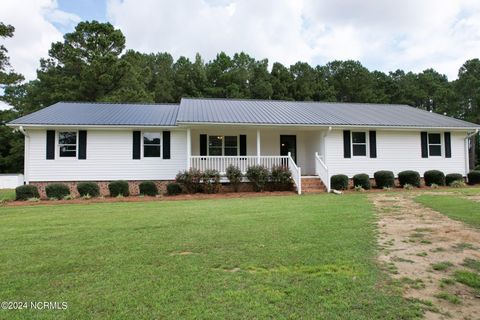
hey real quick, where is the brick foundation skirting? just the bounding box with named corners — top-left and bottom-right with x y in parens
top-left (29, 180), bottom-right (263, 199)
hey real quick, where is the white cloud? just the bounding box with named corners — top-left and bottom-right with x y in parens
top-left (0, 0), bottom-right (80, 81)
top-left (107, 0), bottom-right (480, 79)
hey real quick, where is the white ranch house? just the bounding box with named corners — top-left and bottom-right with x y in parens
top-left (8, 98), bottom-right (480, 194)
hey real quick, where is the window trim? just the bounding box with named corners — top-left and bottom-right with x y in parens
top-left (427, 132), bottom-right (442, 157)
top-left (351, 131), bottom-right (368, 157)
top-left (142, 131), bottom-right (162, 158)
top-left (207, 135), bottom-right (239, 156)
top-left (57, 130), bottom-right (78, 159)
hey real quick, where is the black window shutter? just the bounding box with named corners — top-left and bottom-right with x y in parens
top-left (343, 130), bottom-right (351, 158)
top-left (421, 132), bottom-right (428, 158)
top-left (133, 131), bottom-right (141, 159)
top-left (444, 132), bottom-right (451, 158)
top-left (200, 134), bottom-right (207, 156)
top-left (46, 130), bottom-right (55, 160)
top-left (163, 131), bottom-right (171, 159)
top-left (239, 135), bottom-right (247, 156)
top-left (369, 131), bottom-right (377, 158)
top-left (78, 130), bottom-right (87, 160)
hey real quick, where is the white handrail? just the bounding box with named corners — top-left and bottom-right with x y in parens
top-left (288, 152), bottom-right (302, 194)
top-left (190, 155), bottom-right (289, 174)
top-left (315, 152), bottom-right (330, 192)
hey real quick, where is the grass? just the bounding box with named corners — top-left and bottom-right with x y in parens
top-left (0, 189), bottom-right (15, 201)
top-left (454, 270), bottom-right (480, 289)
top-left (431, 261), bottom-right (454, 271)
top-left (415, 195), bottom-right (480, 228)
top-left (462, 258), bottom-right (480, 272)
top-left (0, 194), bottom-right (421, 319)
top-left (434, 292), bottom-right (461, 304)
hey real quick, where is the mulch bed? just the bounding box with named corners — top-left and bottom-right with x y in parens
top-left (3, 191), bottom-right (298, 207)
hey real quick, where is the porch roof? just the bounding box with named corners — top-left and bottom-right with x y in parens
top-left (178, 98), bottom-right (480, 129)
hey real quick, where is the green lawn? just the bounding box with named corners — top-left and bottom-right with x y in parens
top-left (416, 195), bottom-right (480, 228)
top-left (0, 194), bottom-right (420, 319)
top-left (0, 189), bottom-right (15, 201)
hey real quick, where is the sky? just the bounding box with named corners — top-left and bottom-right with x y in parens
top-left (1, 0), bottom-right (480, 111)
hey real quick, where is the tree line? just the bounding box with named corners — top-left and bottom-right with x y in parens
top-left (0, 21), bottom-right (479, 173)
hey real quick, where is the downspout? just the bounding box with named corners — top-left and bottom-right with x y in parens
top-left (465, 129), bottom-right (479, 176)
top-left (17, 126), bottom-right (29, 184)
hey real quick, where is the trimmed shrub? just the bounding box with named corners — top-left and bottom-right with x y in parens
top-left (226, 165), bottom-right (242, 192)
top-left (139, 181), bottom-right (158, 196)
top-left (353, 173), bottom-right (371, 190)
top-left (46, 183), bottom-right (70, 199)
top-left (77, 182), bottom-right (100, 197)
top-left (374, 171), bottom-right (395, 188)
top-left (246, 165), bottom-right (269, 192)
top-left (446, 173), bottom-right (464, 186)
top-left (202, 169), bottom-right (221, 194)
top-left (270, 166), bottom-right (293, 191)
top-left (166, 182), bottom-right (182, 195)
top-left (330, 174), bottom-right (348, 190)
top-left (108, 180), bottom-right (130, 197)
top-left (467, 170), bottom-right (480, 185)
top-left (398, 170), bottom-right (420, 187)
top-left (15, 185), bottom-right (40, 201)
top-left (424, 170), bottom-right (445, 186)
top-left (175, 168), bottom-right (202, 193)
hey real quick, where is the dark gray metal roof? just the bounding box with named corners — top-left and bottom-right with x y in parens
top-left (178, 98), bottom-right (480, 128)
top-left (9, 102), bottom-right (179, 126)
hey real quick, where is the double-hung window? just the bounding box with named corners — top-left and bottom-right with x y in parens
top-left (428, 133), bottom-right (442, 156)
top-left (58, 132), bottom-right (77, 157)
top-left (208, 135), bottom-right (238, 156)
top-left (144, 132), bottom-right (161, 157)
top-left (352, 132), bottom-right (367, 156)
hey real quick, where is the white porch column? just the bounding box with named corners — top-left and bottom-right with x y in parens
top-left (256, 129), bottom-right (261, 164)
top-left (186, 128), bottom-right (191, 170)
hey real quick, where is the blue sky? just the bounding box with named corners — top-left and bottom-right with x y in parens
top-left (1, 0), bottom-right (480, 84)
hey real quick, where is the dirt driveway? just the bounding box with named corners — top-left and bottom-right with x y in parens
top-left (370, 193), bottom-right (480, 320)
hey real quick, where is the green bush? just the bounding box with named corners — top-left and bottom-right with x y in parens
top-left (175, 168), bottom-right (202, 193)
top-left (45, 183), bottom-right (71, 199)
top-left (202, 169), bottom-right (221, 194)
top-left (374, 171), bottom-right (395, 188)
top-left (246, 165), bottom-right (269, 192)
top-left (353, 173), bottom-right (371, 190)
top-left (467, 171), bottom-right (480, 185)
top-left (475, 165), bottom-right (480, 171)
top-left (15, 185), bottom-right (40, 201)
top-left (446, 173), bottom-right (464, 186)
top-left (226, 165), bottom-right (242, 192)
top-left (166, 182), bottom-right (182, 195)
top-left (270, 166), bottom-right (293, 191)
top-left (108, 180), bottom-right (130, 197)
top-left (398, 170), bottom-right (420, 187)
top-left (139, 181), bottom-right (158, 196)
top-left (77, 182), bottom-right (100, 197)
top-left (424, 170), bottom-right (445, 186)
top-left (330, 174), bottom-right (348, 190)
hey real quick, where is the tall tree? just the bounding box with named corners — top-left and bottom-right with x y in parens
top-left (0, 22), bottom-right (24, 173)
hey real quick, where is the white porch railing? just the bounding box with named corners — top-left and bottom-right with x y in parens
top-left (189, 154), bottom-right (302, 194)
top-left (190, 155), bottom-right (289, 174)
top-left (315, 152), bottom-right (330, 192)
top-left (288, 152), bottom-right (301, 195)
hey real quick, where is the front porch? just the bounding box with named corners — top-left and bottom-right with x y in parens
top-left (185, 127), bottom-right (331, 194)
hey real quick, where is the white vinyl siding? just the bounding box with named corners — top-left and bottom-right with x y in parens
top-left (325, 129), bottom-right (467, 177)
top-left (26, 129), bottom-right (187, 181)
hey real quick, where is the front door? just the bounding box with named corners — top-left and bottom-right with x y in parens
top-left (280, 135), bottom-right (297, 162)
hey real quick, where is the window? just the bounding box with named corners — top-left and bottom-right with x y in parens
top-left (144, 132), bottom-right (161, 157)
top-left (58, 132), bottom-right (77, 157)
top-left (208, 135), bottom-right (238, 156)
top-left (352, 132), bottom-right (367, 156)
top-left (428, 133), bottom-right (442, 156)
